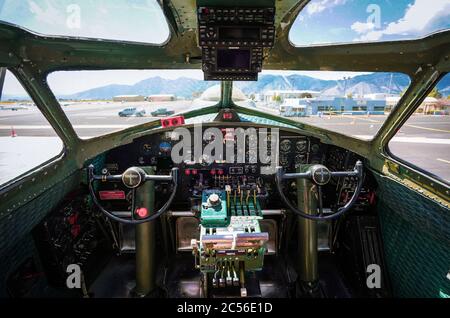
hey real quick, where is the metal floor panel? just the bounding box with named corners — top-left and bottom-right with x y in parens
top-left (87, 253), bottom-right (352, 298)
top-left (88, 255), bottom-right (136, 298)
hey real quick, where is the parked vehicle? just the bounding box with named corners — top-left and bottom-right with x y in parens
top-left (118, 107), bottom-right (145, 117)
top-left (150, 108), bottom-right (175, 117)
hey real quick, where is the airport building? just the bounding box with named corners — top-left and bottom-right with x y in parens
top-left (112, 95), bottom-right (146, 102)
top-left (280, 96), bottom-right (387, 116)
top-left (148, 94), bottom-right (176, 102)
top-left (386, 96), bottom-right (449, 114)
top-left (420, 97), bottom-right (450, 114)
top-left (263, 90), bottom-right (321, 104)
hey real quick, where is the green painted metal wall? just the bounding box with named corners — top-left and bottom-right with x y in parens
top-left (374, 173), bottom-right (450, 298)
top-left (0, 173), bottom-right (80, 297)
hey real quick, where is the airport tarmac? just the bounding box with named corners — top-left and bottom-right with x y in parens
top-left (0, 101), bottom-right (449, 183)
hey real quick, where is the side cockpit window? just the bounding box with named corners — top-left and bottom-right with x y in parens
top-left (0, 69), bottom-right (63, 186)
top-left (388, 73), bottom-right (450, 183)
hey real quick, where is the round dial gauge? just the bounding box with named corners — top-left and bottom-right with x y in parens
top-left (142, 143), bottom-right (152, 154)
top-left (311, 144), bottom-right (320, 153)
top-left (280, 155), bottom-right (289, 166)
top-left (296, 140), bottom-right (307, 152)
top-left (159, 141), bottom-right (172, 153)
top-left (280, 140), bottom-right (291, 152)
top-left (295, 154), bottom-right (306, 164)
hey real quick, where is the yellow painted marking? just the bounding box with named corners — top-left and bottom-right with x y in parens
top-left (404, 124), bottom-right (450, 134)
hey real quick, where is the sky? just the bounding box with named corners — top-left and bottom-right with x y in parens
top-left (1, 0), bottom-right (449, 95)
top-left (0, 0), bottom-right (170, 43)
top-left (290, 0), bottom-right (450, 45)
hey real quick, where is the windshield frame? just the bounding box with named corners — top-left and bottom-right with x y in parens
top-left (0, 0), bottom-right (172, 45)
top-left (287, 0), bottom-right (450, 48)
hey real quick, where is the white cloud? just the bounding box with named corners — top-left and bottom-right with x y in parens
top-left (306, 0), bottom-right (348, 15)
top-left (383, 0), bottom-right (450, 35)
top-left (351, 21), bottom-right (375, 34)
top-left (354, 0), bottom-right (450, 41)
top-left (28, 0), bottom-right (65, 26)
top-left (357, 30), bottom-right (383, 42)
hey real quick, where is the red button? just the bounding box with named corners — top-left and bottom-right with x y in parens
top-left (136, 207), bottom-right (148, 218)
top-left (217, 169), bottom-right (224, 175)
top-left (184, 169), bottom-right (191, 175)
top-left (210, 169), bottom-right (216, 175)
top-left (191, 169), bottom-right (198, 175)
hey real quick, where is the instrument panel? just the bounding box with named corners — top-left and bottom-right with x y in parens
top-left (103, 127), bottom-right (327, 175)
top-left (98, 125), bottom-right (366, 210)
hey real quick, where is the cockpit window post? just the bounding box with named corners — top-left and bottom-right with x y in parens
top-left (0, 67), bottom-right (6, 101)
top-left (220, 80), bottom-right (233, 108)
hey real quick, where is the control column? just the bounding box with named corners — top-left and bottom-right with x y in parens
top-left (134, 167), bottom-right (156, 297)
top-left (296, 165), bottom-right (319, 296)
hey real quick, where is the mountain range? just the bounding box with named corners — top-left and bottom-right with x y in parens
top-left (60, 72), bottom-right (449, 100)
top-left (62, 77), bottom-right (219, 100)
top-left (3, 72), bottom-right (450, 101)
top-left (236, 72), bottom-right (413, 97)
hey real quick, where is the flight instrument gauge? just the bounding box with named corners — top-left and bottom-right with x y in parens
top-left (296, 140), bottom-right (308, 152)
top-left (159, 142), bottom-right (172, 153)
top-left (280, 140), bottom-right (291, 152)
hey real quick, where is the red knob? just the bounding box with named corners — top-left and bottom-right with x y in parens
top-left (136, 207), bottom-right (148, 218)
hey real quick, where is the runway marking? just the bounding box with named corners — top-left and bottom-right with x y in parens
top-left (390, 137), bottom-right (450, 144)
top-left (404, 124), bottom-right (450, 134)
top-left (437, 158), bottom-right (450, 164)
top-left (341, 115), bottom-right (381, 123)
top-left (353, 135), bottom-right (450, 144)
top-left (296, 122), bottom-right (378, 126)
top-left (0, 124), bottom-right (131, 129)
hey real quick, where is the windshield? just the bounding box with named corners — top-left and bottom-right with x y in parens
top-left (45, 70), bottom-right (418, 140)
top-left (0, 69), bottom-right (63, 186)
top-left (46, 70), bottom-right (219, 138)
top-left (234, 71), bottom-right (413, 139)
top-left (290, 0), bottom-right (450, 46)
top-left (0, 0), bottom-right (169, 43)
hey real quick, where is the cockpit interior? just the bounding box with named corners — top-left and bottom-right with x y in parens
top-left (0, 0), bottom-right (448, 300)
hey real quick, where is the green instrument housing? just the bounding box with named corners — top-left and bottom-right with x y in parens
top-left (200, 190), bottom-right (230, 228)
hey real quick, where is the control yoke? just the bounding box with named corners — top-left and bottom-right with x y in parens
top-left (88, 165), bottom-right (179, 224)
top-left (275, 161), bottom-right (364, 220)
